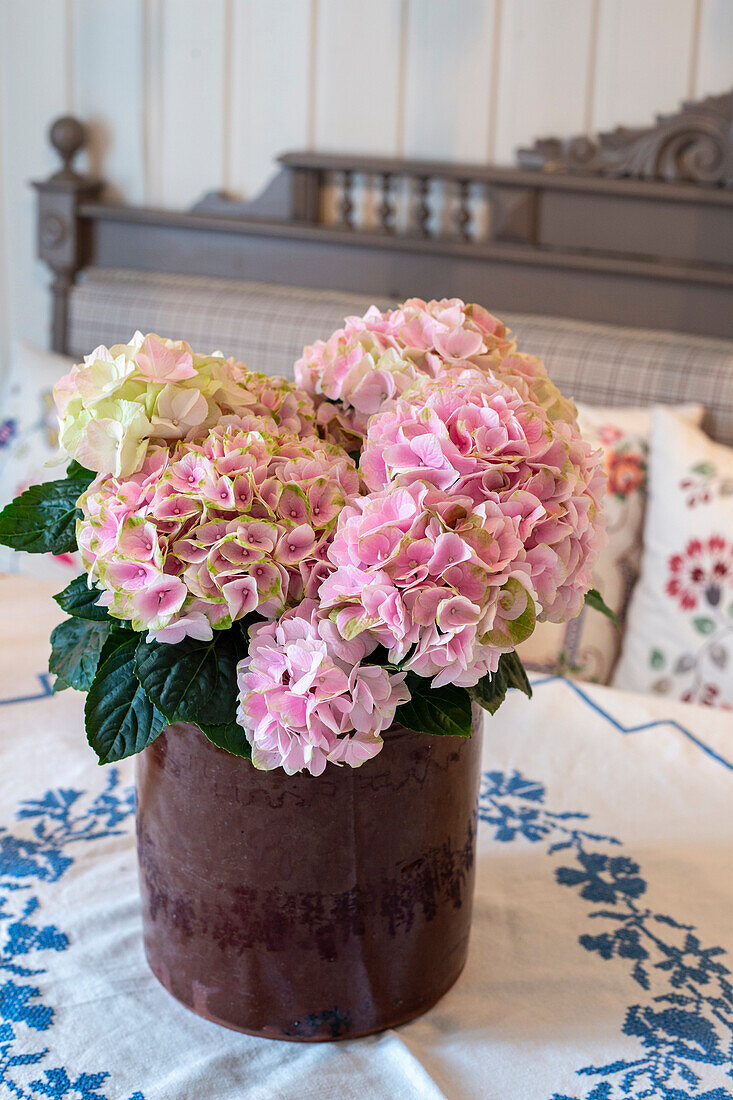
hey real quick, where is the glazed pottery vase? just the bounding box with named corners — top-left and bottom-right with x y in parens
top-left (135, 707), bottom-right (483, 1041)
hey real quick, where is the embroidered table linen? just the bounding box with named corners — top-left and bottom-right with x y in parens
top-left (1, 574), bottom-right (731, 1100)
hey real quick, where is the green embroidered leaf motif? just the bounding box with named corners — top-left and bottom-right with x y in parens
top-left (199, 720), bottom-right (253, 759)
top-left (396, 674), bottom-right (472, 737)
top-left (54, 575), bottom-right (110, 622)
top-left (135, 629), bottom-right (245, 727)
top-left (85, 633), bottom-right (167, 764)
top-left (585, 588), bottom-right (619, 627)
top-left (49, 617), bottom-right (110, 692)
top-left (693, 616), bottom-right (716, 635)
top-left (649, 648), bottom-right (666, 670)
top-left (469, 650), bottom-right (533, 716)
top-left (691, 462), bottom-right (716, 476)
top-left (0, 479), bottom-right (84, 554)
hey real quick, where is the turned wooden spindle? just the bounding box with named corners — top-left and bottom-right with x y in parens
top-left (339, 169), bottom-right (354, 228)
top-left (456, 179), bottom-right (471, 241)
top-left (379, 172), bottom-right (395, 233)
top-left (415, 176), bottom-right (430, 236)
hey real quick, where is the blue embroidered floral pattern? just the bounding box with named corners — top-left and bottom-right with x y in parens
top-left (0, 771), bottom-right (144, 1099)
top-left (480, 770), bottom-right (733, 1100)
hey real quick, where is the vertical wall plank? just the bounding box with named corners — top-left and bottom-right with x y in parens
top-left (74, 0), bottom-right (146, 203)
top-left (493, 0), bottom-right (595, 164)
top-left (229, 0), bottom-right (312, 200)
top-left (402, 0), bottom-right (496, 161)
top-left (314, 0), bottom-right (405, 153)
top-left (695, 0), bottom-right (733, 96)
top-left (153, 0), bottom-right (227, 208)
top-left (592, 0), bottom-right (698, 131)
top-left (0, 0), bottom-right (70, 355)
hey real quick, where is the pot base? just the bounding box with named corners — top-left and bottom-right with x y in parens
top-left (143, 942), bottom-right (469, 1041)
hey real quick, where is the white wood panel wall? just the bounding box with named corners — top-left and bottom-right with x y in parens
top-left (0, 0), bottom-right (730, 382)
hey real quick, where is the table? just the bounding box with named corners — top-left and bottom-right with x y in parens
top-left (1, 574), bottom-right (731, 1100)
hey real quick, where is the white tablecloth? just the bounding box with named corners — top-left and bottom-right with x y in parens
top-left (1, 574), bottom-right (731, 1100)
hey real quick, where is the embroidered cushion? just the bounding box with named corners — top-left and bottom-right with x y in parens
top-left (612, 408), bottom-right (733, 708)
top-left (0, 341), bottom-right (80, 581)
top-left (518, 403), bottom-right (703, 684)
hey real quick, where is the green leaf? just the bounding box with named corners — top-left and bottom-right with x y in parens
top-left (54, 575), bottom-right (109, 622)
top-left (135, 629), bottom-right (245, 727)
top-left (500, 650), bottom-right (533, 698)
top-left (66, 460), bottom-right (95, 485)
top-left (199, 720), bottom-right (252, 758)
top-left (585, 588), bottom-right (619, 627)
top-left (693, 616), bottom-right (716, 635)
top-left (0, 479), bottom-right (84, 554)
top-left (49, 617), bottom-right (110, 692)
top-left (85, 633), bottom-right (167, 764)
top-left (691, 461), bottom-right (715, 476)
top-left (469, 651), bottom-right (533, 716)
top-left (396, 673), bottom-right (472, 738)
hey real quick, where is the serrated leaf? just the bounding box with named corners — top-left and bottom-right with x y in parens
top-left (49, 617), bottom-right (110, 692)
top-left (135, 630), bottom-right (245, 727)
top-left (0, 479), bottom-right (84, 554)
top-left (85, 633), bottom-right (167, 764)
top-left (585, 588), bottom-right (619, 627)
top-left (199, 720), bottom-right (252, 758)
top-left (54, 575), bottom-right (109, 622)
top-left (66, 460), bottom-right (95, 484)
top-left (396, 673), bottom-right (472, 737)
top-left (500, 650), bottom-right (533, 697)
top-left (469, 651), bottom-right (532, 716)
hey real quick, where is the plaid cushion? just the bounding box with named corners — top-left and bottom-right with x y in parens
top-left (68, 269), bottom-right (390, 383)
top-left (68, 269), bottom-right (733, 444)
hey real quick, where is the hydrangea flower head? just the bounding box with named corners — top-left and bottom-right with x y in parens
top-left (360, 371), bottom-right (606, 623)
top-left (54, 333), bottom-right (316, 478)
top-left (237, 600), bottom-right (409, 775)
top-left (294, 298), bottom-right (572, 450)
top-left (77, 421), bottom-right (360, 639)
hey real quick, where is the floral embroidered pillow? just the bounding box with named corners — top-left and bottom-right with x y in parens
top-left (613, 408), bottom-right (732, 708)
top-left (518, 403), bottom-right (703, 684)
top-left (0, 342), bottom-right (81, 581)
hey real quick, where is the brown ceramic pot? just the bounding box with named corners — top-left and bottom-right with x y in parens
top-left (135, 709), bottom-right (483, 1041)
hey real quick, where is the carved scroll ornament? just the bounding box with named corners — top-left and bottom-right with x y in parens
top-left (518, 91), bottom-right (733, 188)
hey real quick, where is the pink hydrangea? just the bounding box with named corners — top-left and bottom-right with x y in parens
top-left (319, 481), bottom-right (540, 688)
top-left (77, 421), bottom-right (360, 639)
top-left (236, 600), bottom-right (409, 775)
top-left (360, 372), bottom-right (606, 624)
top-left (231, 367), bottom-right (316, 437)
top-left (294, 298), bottom-right (578, 450)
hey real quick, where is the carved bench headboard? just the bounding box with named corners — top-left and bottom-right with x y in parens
top-left (34, 91), bottom-right (733, 351)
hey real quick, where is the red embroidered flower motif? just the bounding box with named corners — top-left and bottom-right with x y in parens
top-left (605, 450), bottom-right (645, 498)
top-left (666, 535), bottom-right (733, 611)
top-left (597, 423), bottom-right (623, 447)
